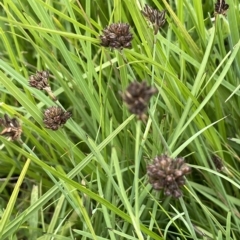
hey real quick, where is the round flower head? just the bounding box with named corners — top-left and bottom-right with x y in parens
top-left (142, 5), bottom-right (166, 34)
top-left (43, 106), bottom-right (71, 131)
top-left (215, 0), bottom-right (229, 16)
top-left (0, 114), bottom-right (22, 141)
top-left (29, 70), bottom-right (56, 101)
top-left (100, 23), bottom-right (133, 49)
top-left (122, 81), bottom-right (157, 120)
top-left (29, 70), bottom-right (50, 90)
top-left (147, 155), bottom-right (191, 198)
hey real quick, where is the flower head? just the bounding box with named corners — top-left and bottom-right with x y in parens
top-left (43, 106), bottom-right (71, 131)
top-left (147, 155), bottom-right (191, 198)
top-left (29, 70), bottom-right (50, 90)
top-left (100, 23), bottom-right (133, 49)
top-left (0, 114), bottom-right (22, 141)
top-left (215, 0), bottom-right (229, 15)
top-left (211, 155), bottom-right (224, 172)
top-left (122, 81), bottom-right (157, 120)
top-left (142, 5), bottom-right (166, 34)
top-left (29, 70), bottom-right (56, 101)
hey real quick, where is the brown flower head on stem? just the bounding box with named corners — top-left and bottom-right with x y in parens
top-left (141, 4), bottom-right (166, 35)
top-left (29, 70), bottom-right (56, 101)
top-left (29, 70), bottom-right (50, 90)
top-left (147, 155), bottom-right (191, 198)
top-left (215, 0), bottom-right (229, 15)
top-left (100, 23), bottom-right (133, 49)
top-left (211, 155), bottom-right (224, 172)
top-left (0, 114), bottom-right (22, 141)
top-left (122, 81), bottom-right (157, 120)
top-left (43, 106), bottom-right (71, 131)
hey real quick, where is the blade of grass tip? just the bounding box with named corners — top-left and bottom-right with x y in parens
top-left (226, 211), bottom-right (231, 240)
top-left (218, 230), bottom-right (223, 240)
top-left (0, 157), bottom-right (31, 238)
top-left (225, 84), bottom-right (240, 102)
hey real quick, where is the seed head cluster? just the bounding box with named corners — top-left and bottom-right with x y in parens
top-left (141, 4), bottom-right (166, 34)
top-left (29, 70), bottom-right (50, 90)
top-left (0, 114), bottom-right (22, 141)
top-left (122, 81), bottom-right (157, 120)
top-left (100, 23), bottom-right (133, 49)
top-left (211, 156), bottom-right (224, 172)
top-left (215, 0), bottom-right (229, 15)
top-left (29, 70), bottom-right (57, 101)
top-left (147, 155), bottom-right (191, 198)
top-left (43, 106), bottom-right (71, 131)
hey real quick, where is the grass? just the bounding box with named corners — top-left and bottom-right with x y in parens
top-left (0, 0), bottom-right (240, 239)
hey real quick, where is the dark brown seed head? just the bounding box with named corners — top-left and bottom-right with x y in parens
top-left (211, 155), bottom-right (224, 172)
top-left (43, 106), bottom-right (71, 131)
top-left (141, 5), bottom-right (166, 34)
top-left (100, 23), bottom-right (133, 49)
top-left (215, 0), bottom-right (229, 15)
top-left (122, 81), bottom-right (157, 120)
top-left (147, 155), bottom-right (191, 198)
top-left (0, 114), bottom-right (22, 141)
top-left (29, 70), bottom-right (50, 90)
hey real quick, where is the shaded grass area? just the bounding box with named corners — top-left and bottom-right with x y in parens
top-left (0, 0), bottom-right (240, 239)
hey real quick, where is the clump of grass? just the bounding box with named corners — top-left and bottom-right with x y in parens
top-left (0, 0), bottom-right (239, 240)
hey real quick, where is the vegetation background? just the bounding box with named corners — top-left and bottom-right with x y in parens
top-left (0, 0), bottom-right (240, 239)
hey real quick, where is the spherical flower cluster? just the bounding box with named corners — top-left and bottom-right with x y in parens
top-left (215, 0), bottom-right (229, 15)
top-left (43, 106), bottom-right (71, 131)
top-left (100, 23), bottom-right (133, 49)
top-left (147, 155), bottom-right (191, 198)
top-left (0, 114), bottom-right (22, 141)
top-left (29, 70), bottom-right (50, 90)
top-left (211, 155), bottom-right (224, 172)
top-left (141, 4), bottom-right (166, 34)
top-left (122, 81), bottom-right (157, 120)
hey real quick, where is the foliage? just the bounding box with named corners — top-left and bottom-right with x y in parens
top-left (0, 0), bottom-right (240, 239)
